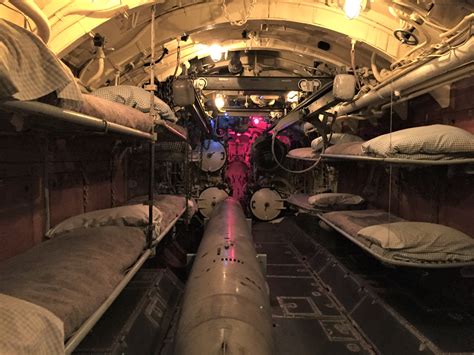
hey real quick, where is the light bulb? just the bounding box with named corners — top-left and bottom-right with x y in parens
top-left (215, 94), bottom-right (225, 109)
top-left (344, 0), bottom-right (362, 19)
top-left (209, 44), bottom-right (224, 62)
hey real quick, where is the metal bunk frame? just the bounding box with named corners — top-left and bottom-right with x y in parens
top-left (320, 153), bottom-right (474, 166)
top-left (0, 5), bottom-right (192, 353)
top-left (0, 100), bottom-right (155, 140)
top-left (285, 149), bottom-right (474, 166)
top-left (318, 212), bottom-right (474, 269)
top-left (64, 199), bottom-right (188, 353)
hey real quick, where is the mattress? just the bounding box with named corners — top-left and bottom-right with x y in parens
top-left (321, 210), bottom-right (404, 244)
top-left (287, 147), bottom-right (320, 161)
top-left (0, 226), bottom-right (146, 338)
top-left (319, 210), bottom-right (474, 267)
top-left (75, 94), bottom-right (154, 133)
top-left (127, 194), bottom-right (188, 231)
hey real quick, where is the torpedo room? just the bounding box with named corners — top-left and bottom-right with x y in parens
top-left (0, 0), bottom-right (473, 354)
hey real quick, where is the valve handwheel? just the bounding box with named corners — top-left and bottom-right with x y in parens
top-left (394, 29), bottom-right (419, 46)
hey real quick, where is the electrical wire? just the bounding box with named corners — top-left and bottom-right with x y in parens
top-left (387, 86), bottom-right (394, 225)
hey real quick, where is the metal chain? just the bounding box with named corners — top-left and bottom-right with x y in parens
top-left (222, 0), bottom-right (257, 26)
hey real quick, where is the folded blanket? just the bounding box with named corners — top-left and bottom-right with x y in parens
top-left (0, 19), bottom-right (81, 107)
top-left (0, 293), bottom-right (64, 355)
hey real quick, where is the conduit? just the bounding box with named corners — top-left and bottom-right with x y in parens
top-left (439, 13), bottom-right (474, 39)
top-left (51, 3), bottom-right (129, 26)
top-left (85, 47), bottom-right (106, 86)
top-left (10, 0), bottom-right (51, 44)
top-left (334, 36), bottom-right (474, 117)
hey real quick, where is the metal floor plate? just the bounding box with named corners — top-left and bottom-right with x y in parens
top-left (253, 216), bottom-right (474, 354)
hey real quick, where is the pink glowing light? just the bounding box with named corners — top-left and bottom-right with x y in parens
top-left (253, 117), bottom-right (260, 125)
top-left (237, 133), bottom-right (242, 136)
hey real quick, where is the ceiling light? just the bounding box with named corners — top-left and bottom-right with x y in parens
top-left (344, 0), bottom-right (362, 20)
top-left (215, 94), bottom-right (225, 109)
top-left (209, 44), bottom-right (224, 62)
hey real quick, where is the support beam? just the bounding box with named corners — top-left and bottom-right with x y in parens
top-left (195, 76), bottom-right (332, 93)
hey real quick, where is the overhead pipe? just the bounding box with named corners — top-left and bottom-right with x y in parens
top-left (0, 100), bottom-right (154, 140)
top-left (334, 36), bottom-right (474, 117)
top-left (10, 0), bottom-right (51, 44)
top-left (439, 13), bottom-right (474, 39)
top-left (380, 64), bottom-right (474, 111)
top-left (85, 47), bottom-right (106, 87)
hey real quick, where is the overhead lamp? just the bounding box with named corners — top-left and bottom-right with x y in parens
top-left (209, 44), bottom-right (224, 62)
top-left (343, 0), bottom-right (363, 20)
top-left (286, 91), bottom-right (299, 103)
top-left (215, 94), bottom-right (225, 109)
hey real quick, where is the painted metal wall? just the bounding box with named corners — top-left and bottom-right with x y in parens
top-left (0, 134), bottom-right (129, 261)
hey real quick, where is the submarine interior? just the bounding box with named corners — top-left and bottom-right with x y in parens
top-left (0, 0), bottom-right (473, 354)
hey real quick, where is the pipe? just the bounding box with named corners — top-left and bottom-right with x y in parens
top-left (147, 5), bottom-right (156, 249)
top-left (51, 4), bottom-right (129, 26)
top-left (85, 47), bottom-right (106, 87)
top-left (175, 198), bottom-right (272, 355)
top-left (371, 52), bottom-right (383, 83)
top-left (0, 100), bottom-right (154, 140)
top-left (379, 64), bottom-right (474, 111)
top-left (334, 36), bottom-right (474, 117)
top-left (439, 13), bottom-right (474, 39)
top-left (10, 0), bottom-right (51, 44)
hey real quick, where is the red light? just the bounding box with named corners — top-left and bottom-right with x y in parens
top-left (253, 118), bottom-right (260, 125)
top-left (237, 133), bottom-right (242, 136)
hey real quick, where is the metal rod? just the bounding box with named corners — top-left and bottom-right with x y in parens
top-left (0, 100), bottom-right (154, 140)
top-left (147, 5), bottom-right (157, 248)
top-left (156, 205), bottom-right (187, 244)
top-left (64, 249), bottom-right (152, 353)
top-left (43, 136), bottom-right (50, 234)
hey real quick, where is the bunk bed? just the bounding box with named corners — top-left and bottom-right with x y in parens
top-left (0, 16), bottom-right (192, 354)
top-left (0, 195), bottom-right (191, 353)
top-left (286, 192), bottom-right (366, 216)
top-left (318, 209), bottom-right (474, 269)
top-left (287, 125), bottom-right (474, 166)
top-left (321, 125), bottom-right (474, 166)
top-left (287, 147), bottom-right (320, 161)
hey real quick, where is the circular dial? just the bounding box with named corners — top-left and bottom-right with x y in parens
top-left (199, 140), bottom-right (227, 172)
top-left (198, 187), bottom-right (229, 218)
top-left (250, 188), bottom-right (284, 221)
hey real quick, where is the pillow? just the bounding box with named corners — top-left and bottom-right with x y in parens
top-left (46, 204), bottom-right (163, 238)
top-left (92, 85), bottom-right (178, 122)
top-left (307, 193), bottom-right (365, 208)
top-left (357, 222), bottom-right (474, 261)
top-left (362, 124), bottom-right (474, 157)
top-left (0, 294), bottom-right (64, 354)
top-left (311, 133), bottom-right (363, 151)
